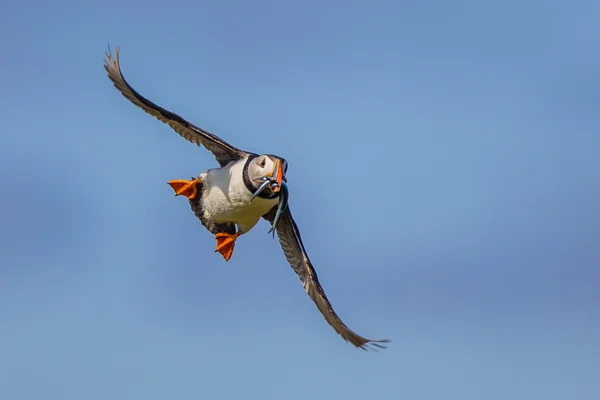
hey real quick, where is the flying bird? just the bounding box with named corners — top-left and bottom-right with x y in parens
top-left (104, 46), bottom-right (390, 350)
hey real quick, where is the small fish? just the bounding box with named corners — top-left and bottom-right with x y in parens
top-left (269, 181), bottom-right (289, 237)
top-left (251, 178), bottom-right (272, 201)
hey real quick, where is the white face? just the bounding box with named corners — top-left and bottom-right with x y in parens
top-left (248, 154), bottom-right (288, 191)
top-left (249, 155), bottom-right (276, 182)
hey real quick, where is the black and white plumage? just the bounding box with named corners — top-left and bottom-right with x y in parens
top-left (104, 46), bottom-right (390, 350)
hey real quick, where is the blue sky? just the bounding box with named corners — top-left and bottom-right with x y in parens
top-left (1, 0), bottom-right (599, 398)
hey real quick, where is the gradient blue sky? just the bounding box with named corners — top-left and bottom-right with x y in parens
top-left (1, 0), bottom-right (599, 398)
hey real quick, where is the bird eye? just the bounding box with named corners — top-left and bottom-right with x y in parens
top-left (259, 158), bottom-right (266, 168)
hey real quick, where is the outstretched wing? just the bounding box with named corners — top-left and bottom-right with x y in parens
top-left (264, 207), bottom-right (391, 350)
top-left (104, 46), bottom-right (249, 167)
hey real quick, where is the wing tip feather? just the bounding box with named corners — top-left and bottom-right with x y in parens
top-left (103, 44), bottom-right (119, 70)
top-left (357, 338), bottom-right (391, 351)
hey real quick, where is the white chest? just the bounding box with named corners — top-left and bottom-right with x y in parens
top-left (201, 159), bottom-right (278, 231)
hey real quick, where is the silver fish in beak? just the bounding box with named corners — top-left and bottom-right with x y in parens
top-left (268, 181), bottom-right (289, 237)
top-left (251, 178), bottom-right (273, 201)
top-left (251, 175), bottom-right (289, 237)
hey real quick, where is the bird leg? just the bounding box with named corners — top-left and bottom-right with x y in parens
top-left (215, 231), bottom-right (241, 262)
top-left (168, 177), bottom-right (201, 199)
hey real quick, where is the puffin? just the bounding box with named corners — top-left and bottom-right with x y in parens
top-left (104, 47), bottom-right (390, 350)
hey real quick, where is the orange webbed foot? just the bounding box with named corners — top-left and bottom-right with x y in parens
top-left (168, 178), bottom-right (201, 199)
top-left (215, 232), bottom-right (241, 262)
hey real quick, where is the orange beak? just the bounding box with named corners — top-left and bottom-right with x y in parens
top-left (268, 159), bottom-right (283, 193)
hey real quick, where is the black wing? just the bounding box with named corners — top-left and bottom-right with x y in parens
top-left (104, 46), bottom-right (249, 167)
top-left (264, 207), bottom-right (391, 350)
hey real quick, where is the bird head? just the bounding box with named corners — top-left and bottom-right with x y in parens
top-left (248, 154), bottom-right (289, 235)
top-left (248, 154), bottom-right (288, 197)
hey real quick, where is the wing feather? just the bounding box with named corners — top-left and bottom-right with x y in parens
top-left (264, 207), bottom-right (391, 350)
top-left (104, 46), bottom-right (248, 167)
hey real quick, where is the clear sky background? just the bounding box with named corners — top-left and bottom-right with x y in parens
top-left (1, 0), bottom-right (599, 399)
